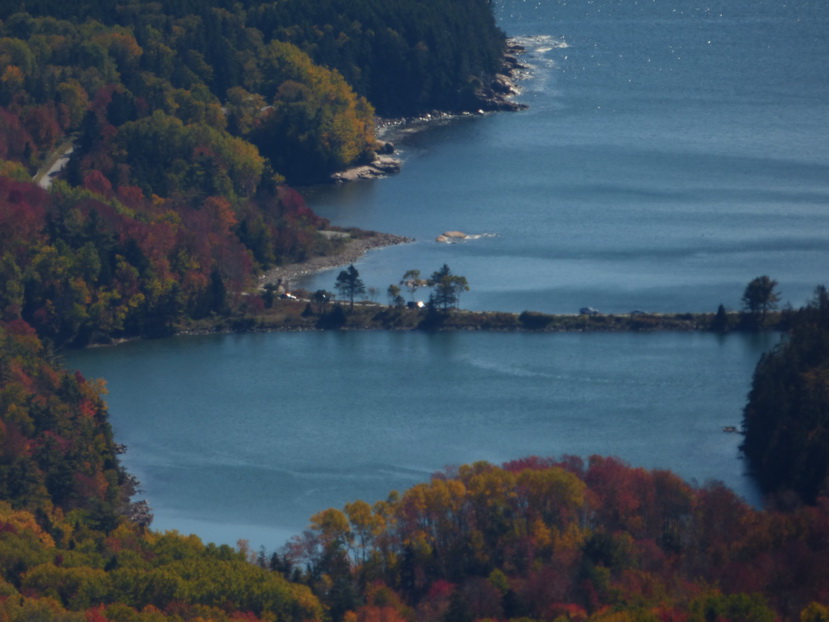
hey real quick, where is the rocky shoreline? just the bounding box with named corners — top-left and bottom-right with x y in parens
top-left (330, 39), bottom-right (528, 183)
top-left (272, 40), bottom-right (530, 282)
top-left (257, 231), bottom-right (412, 291)
top-left (254, 39), bottom-right (531, 293)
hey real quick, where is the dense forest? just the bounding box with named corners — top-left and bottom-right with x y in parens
top-left (278, 457), bottom-right (829, 622)
top-left (742, 286), bottom-right (829, 505)
top-left (0, 173), bottom-right (333, 346)
top-left (0, 319), bottom-right (323, 620)
top-left (0, 7), bottom-right (379, 185)
top-left (0, 0), bottom-right (828, 620)
top-left (0, 0), bottom-right (510, 347)
top-left (1, 314), bottom-right (827, 621)
top-left (6, 0), bottom-right (507, 116)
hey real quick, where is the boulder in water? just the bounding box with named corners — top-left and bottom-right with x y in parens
top-left (436, 230), bottom-right (469, 243)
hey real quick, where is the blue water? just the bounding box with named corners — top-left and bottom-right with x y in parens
top-left (69, 330), bottom-right (775, 549)
top-left (299, 0), bottom-right (829, 315)
top-left (69, 0), bottom-right (828, 549)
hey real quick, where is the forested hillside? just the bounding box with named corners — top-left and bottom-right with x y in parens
top-left (0, 320), bottom-right (324, 620)
top-left (0, 320), bottom-right (125, 524)
top-left (0, 0), bottom-right (510, 346)
top-left (3, 317), bottom-right (827, 622)
top-left (0, 6), bottom-right (377, 185)
top-left (1, 1), bottom-right (828, 621)
top-left (243, 0), bottom-right (508, 115)
top-left (0, 174), bottom-right (332, 346)
top-left (8, 0), bottom-right (506, 116)
top-left (742, 286), bottom-right (829, 504)
top-left (280, 457), bottom-right (829, 622)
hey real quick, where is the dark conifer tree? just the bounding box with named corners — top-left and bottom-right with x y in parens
top-left (741, 286), bottom-right (829, 503)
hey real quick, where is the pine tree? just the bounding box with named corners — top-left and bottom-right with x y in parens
top-left (335, 265), bottom-right (365, 310)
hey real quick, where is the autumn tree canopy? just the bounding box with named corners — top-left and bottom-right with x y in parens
top-left (282, 456), bottom-right (829, 622)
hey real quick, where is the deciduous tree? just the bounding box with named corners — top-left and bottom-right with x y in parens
top-left (387, 284), bottom-right (404, 307)
top-left (400, 269), bottom-right (425, 302)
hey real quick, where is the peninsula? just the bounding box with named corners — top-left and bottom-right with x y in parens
top-left (1, 1), bottom-right (827, 621)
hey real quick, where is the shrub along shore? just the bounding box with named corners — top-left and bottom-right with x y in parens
top-left (188, 300), bottom-right (788, 335)
top-left (167, 232), bottom-right (788, 336)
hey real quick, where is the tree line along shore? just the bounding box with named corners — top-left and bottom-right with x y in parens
top-left (1, 0), bottom-right (828, 620)
top-left (2, 280), bottom-right (827, 622)
top-left (190, 298), bottom-right (791, 336)
top-left (0, 0), bottom-right (518, 350)
top-left (182, 257), bottom-right (794, 336)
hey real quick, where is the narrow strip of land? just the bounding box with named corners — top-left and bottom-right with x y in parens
top-left (173, 228), bottom-right (788, 336)
top-left (182, 294), bottom-right (783, 336)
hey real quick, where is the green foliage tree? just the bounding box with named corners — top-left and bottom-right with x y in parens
top-left (317, 303), bottom-right (347, 329)
top-left (741, 285), bottom-right (829, 503)
top-left (711, 303), bottom-right (730, 332)
top-left (0, 320), bottom-right (130, 524)
top-left (0, 494), bottom-right (325, 620)
top-left (429, 264), bottom-right (469, 311)
top-left (247, 0), bottom-right (507, 115)
top-left (400, 269), bottom-right (425, 302)
top-left (312, 289), bottom-right (331, 314)
top-left (741, 275), bottom-right (781, 325)
top-left (334, 264), bottom-right (365, 311)
top-left (116, 110), bottom-right (265, 200)
top-left (688, 592), bottom-right (776, 622)
top-left (262, 283), bottom-right (277, 309)
top-left (387, 284), bottom-right (404, 307)
top-left (802, 602), bottom-right (829, 622)
top-left (249, 40), bottom-right (375, 183)
top-left (3, 0), bottom-right (508, 116)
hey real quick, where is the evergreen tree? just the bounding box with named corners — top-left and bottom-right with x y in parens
top-left (741, 285), bottom-right (829, 503)
top-left (428, 264), bottom-right (469, 311)
top-left (712, 303), bottom-right (730, 332)
top-left (335, 265), bottom-right (365, 310)
top-left (741, 275), bottom-right (781, 326)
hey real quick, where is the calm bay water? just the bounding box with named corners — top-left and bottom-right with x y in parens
top-left (69, 330), bottom-right (775, 549)
top-left (300, 0), bottom-right (829, 314)
top-left (68, 0), bottom-right (828, 548)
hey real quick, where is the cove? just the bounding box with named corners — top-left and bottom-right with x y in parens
top-left (69, 0), bottom-right (829, 552)
top-left (68, 329), bottom-right (775, 549)
top-left (298, 0), bottom-right (829, 316)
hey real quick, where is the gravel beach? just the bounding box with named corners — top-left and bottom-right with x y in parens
top-left (257, 231), bottom-right (412, 290)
